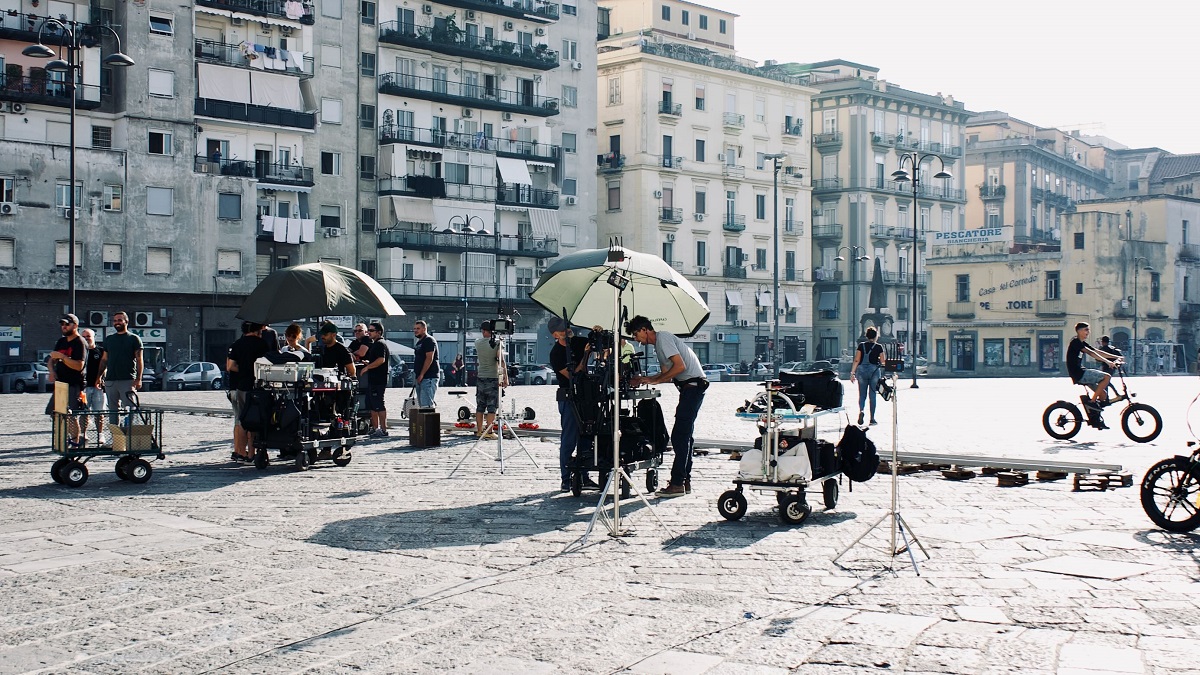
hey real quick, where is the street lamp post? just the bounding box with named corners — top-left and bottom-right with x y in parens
top-left (835, 246), bottom-right (870, 351)
top-left (1132, 255), bottom-right (1152, 375)
top-left (449, 214), bottom-right (487, 366)
top-left (891, 153), bottom-right (952, 388)
top-left (23, 21), bottom-right (133, 315)
top-left (765, 152), bottom-right (787, 369)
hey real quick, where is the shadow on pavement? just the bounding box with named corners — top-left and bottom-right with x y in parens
top-left (666, 509), bottom-right (859, 552)
top-left (0, 455), bottom-right (300, 499)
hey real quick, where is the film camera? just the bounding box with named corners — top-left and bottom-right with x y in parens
top-left (490, 317), bottom-right (514, 335)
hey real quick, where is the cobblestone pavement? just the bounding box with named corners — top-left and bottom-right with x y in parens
top-left (1, 377), bottom-right (1199, 674)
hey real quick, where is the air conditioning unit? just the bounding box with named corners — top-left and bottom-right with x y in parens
top-left (230, 16), bottom-right (244, 26)
top-left (686, 32), bottom-right (696, 40)
top-left (740, 253), bottom-right (750, 263)
top-left (572, 61), bottom-right (582, 71)
top-left (466, 10), bottom-right (476, 19)
top-left (462, 108), bottom-right (473, 118)
top-left (260, 24), bottom-right (273, 34)
top-left (9, 103), bottom-right (25, 114)
top-left (133, 311), bottom-right (154, 328)
top-left (653, 190), bottom-right (662, 199)
top-left (715, 331), bottom-right (726, 342)
top-left (422, 4), bottom-right (433, 14)
top-left (324, 227), bottom-right (342, 237)
top-left (87, 311), bottom-right (108, 327)
top-left (694, 213), bottom-right (704, 222)
top-left (502, 112), bottom-right (513, 121)
top-left (665, 233), bottom-right (675, 242)
top-left (696, 266), bottom-right (707, 275)
top-left (448, 320), bottom-right (460, 329)
top-left (740, 319), bottom-right (750, 327)
top-left (0, 202), bottom-right (15, 215)
top-left (61, 208), bottom-right (81, 220)
top-left (421, 251), bottom-right (433, 259)
top-left (537, 259), bottom-right (547, 269)
top-left (535, 27), bottom-right (545, 36)
top-left (503, 21), bottom-right (514, 30)
top-left (564, 196), bottom-right (578, 205)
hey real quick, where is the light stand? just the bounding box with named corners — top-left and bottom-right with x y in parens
top-left (766, 152), bottom-right (786, 370)
top-left (1131, 256), bottom-right (1151, 374)
top-left (834, 370), bottom-right (929, 574)
top-left (448, 335), bottom-right (540, 475)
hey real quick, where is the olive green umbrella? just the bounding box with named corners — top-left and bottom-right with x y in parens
top-left (237, 262), bottom-right (404, 324)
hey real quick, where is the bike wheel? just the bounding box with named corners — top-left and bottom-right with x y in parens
top-left (1121, 403), bottom-right (1162, 443)
top-left (1042, 401), bottom-right (1082, 440)
top-left (1140, 457), bottom-right (1200, 532)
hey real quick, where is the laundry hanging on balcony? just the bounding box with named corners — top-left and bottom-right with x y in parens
top-left (260, 215), bottom-right (275, 233)
top-left (196, 64), bottom-right (303, 111)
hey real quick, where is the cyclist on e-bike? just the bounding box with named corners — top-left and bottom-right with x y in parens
top-left (1066, 322), bottom-right (1123, 429)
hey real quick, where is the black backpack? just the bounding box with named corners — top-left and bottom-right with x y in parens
top-left (837, 424), bottom-right (878, 482)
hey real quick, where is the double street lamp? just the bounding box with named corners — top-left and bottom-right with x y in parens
top-left (891, 153), bottom-right (952, 389)
top-left (835, 246), bottom-right (870, 349)
top-left (448, 214), bottom-right (488, 361)
top-left (23, 20), bottom-right (134, 314)
top-left (765, 152), bottom-right (788, 369)
top-left (1131, 255), bottom-right (1153, 374)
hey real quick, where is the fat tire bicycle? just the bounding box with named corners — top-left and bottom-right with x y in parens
top-left (1042, 366), bottom-right (1162, 443)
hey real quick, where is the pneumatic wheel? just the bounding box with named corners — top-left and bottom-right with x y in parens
top-left (332, 449), bottom-right (352, 467)
top-left (294, 449), bottom-right (310, 471)
top-left (823, 480), bottom-right (839, 509)
top-left (61, 460), bottom-right (89, 488)
top-left (1140, 457), bottom-right (1200, 532)
top-left (254, 449), bottom-right (269, 470)
top-left (51, 457), bottom-right (70, 484)
top-left (1042, 401), bottom-right (1082, 440)
top-left (1121, 403), bottom-right (1163, 443)
top-left (126, 459), bottom-right (152, 484)
top-left (645, 469), bottom-right (659, 493)
top-left (779, 494), bottom-right (812, 525)
top-left (717, 489), bottom-right (747, 521)
top-left (115, 455), bottom-right (135, 481)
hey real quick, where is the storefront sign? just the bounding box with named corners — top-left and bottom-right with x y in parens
top-left (687, 331), bottom-right (711, 342)
top-left (325, 315), bottom-right (355, 329)
top-left (929, 227), bottom-right (1007, 245)
top-left (130, 328), bottom-right (167, 343)
top-left (0, 326), bottom-right (21, 341)
top-left (977, 273), bottom-right (1039, 299)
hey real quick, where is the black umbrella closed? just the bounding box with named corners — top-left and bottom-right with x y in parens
top-left (237, 262), bottom-right (404, 325)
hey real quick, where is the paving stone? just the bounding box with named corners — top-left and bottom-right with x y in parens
top-left (1059, 643), bottom-right (1146, 673)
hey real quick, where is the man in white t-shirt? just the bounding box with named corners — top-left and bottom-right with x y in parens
top-left (627, 315), bottom-right (707, 497)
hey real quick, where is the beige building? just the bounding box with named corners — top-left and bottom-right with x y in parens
top-left (595, 0), bottom-right (815, 365)
top-left (926, 195), bottom-right (1200, 377)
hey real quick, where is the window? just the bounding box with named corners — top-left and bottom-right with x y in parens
top-left (681, 9), bottom-right (689, 24)
top-left (359, 155), bottom-right (376, 180)
top-left (607, 182), bottom-right (621, 211)
top-left (695, 138), bottom-right (705, 162)
top-left (102, 185), bottom-right (122, 212)
top-left (55, 182), bottom-right (82, 210)
top-left (719, 18), bottom-right (727, 33)
top-left (218, 193), bottom-right (241, 220)
top-left (1074, 231), bottom-right (1084, 249)
top-left (321, 152), bottom-right (341, 175)
top-left (755, 194), bottom-right (766, 220)
top-left (662, 241), bottom-right (674, 264)
top-left (217, 250), bottom-right (241, 277)
top-left (1185, 220), bottom-right (1190, 246)
top-left (699, 14), bottom-right (708, 29)
top-left (148, 69), bottom-right (174, 97)
top-left (1076, 282), bottom-right (1084, 295)
top-left (695, 83), bottom-right (705, 110)
top-left (607, 76), bottom-right (621, 105)
top-left (320, 205), bottom-right (341, 229)
top-left (360, 207), bottom-right (376, 232)
top-left (942, 209), bottom-right (952, 231)
top-left (321, 0), bottom-right (341, 18)
top-left (661, 4), bottom-right (670, 20)
top-left (321, 98), bottom-right (343, 124)
top-left (986, 204), bottom-right (1000, 228)
top-left (146, 247), bottom-right (171, 274)
top-left (561, 85), bottom-right (578, 108)
top-left (756, 152), bottom-right (765, 170)
top-left (694, 190), bottom-right (705, 214)
top-left (755, 248), bottom-right (767, 270)
top-left (563, 178), bottom-right (577, 196)
top-left (55, 241), bottom-right (83, 268)
top-left (516, 267), bottom-right (534, 294)
top-left (148, 13), bottom-right (173, 34)
top-left (955, 274), bottom-right (970, 302)
top-left (563, 3), bottom-right (577, 15)
top-left (1045, 271), bottom-right (1060, 300)
top-left (561, 39), bottom-right (578, 61)
top-left (0, 176), bottom-right (14, 202)
top-left (360, 0), bottom-right (376, 25)
top-left (562, 132), bottom-right (577, 153)
top-left (754, 97), bottom-right (765, 122)
top-left (696, 240), bottom-right (707, 267)
top-left (360, 52), bottom-right (376, 77)
top-left (148, 130), bottom-right (172, 155)
top-left (1151, 272), bottom-right (1161, 302)
top-left (92, 126), bottom-right (112, 149)
top-left (357, 259), bottom-right (376, 277)
top-left (146, 186), bottom-right (173, 215)
top-left (360, 103), bottom-right (375, 129)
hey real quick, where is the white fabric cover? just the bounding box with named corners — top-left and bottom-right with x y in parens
top-left (198, 63), bottom-right (250, 104)
top-left (250, 71), bottom-right (303, 111)
top-left (301, 218), bottom-right (316, 243)
top-left (495, 157), bottom-right (533, 185)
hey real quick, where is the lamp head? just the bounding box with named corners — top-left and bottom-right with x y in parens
top-left (46, 58), bottom-right (72, 72)
top-left (103, 52), bottom-right (136, 67)
top-left (891, 170), bottom-right (910, 182)
top-left (834, 255), bottom-right (845, 262)
top-left (933, 170), bottom-right (952, 180)
top-left (460, 222), bottom-right (474, 233)
top-left (858, 255), bottom-right (870, 261)
top-left (22, 43), bottom-right (56, 59)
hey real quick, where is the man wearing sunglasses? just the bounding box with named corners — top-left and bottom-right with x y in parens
top-left (46, 314), bottom-right (88, 447)
top-left (359, 323), bottom-right (391, 437)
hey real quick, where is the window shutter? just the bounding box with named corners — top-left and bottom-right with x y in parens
top-left (146, 247), bottom-right (172, 274)
top-left (217, 250), bottom-right (240, 274)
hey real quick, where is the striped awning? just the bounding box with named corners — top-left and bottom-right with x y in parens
top-left (528, 208), bottom-right (559, 238)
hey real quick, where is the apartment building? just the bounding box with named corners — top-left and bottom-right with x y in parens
top-left (782, 60), bottom-right (970, 363)
top-left (595, 0), bottom-right (815, 365)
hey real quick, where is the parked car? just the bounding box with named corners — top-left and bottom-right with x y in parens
top-left (749, 363), bottom-right (773, 378)
top-left (810, 360), bottom-right (834, 372)
top-left (779, 361), bottom-right (803, 373)
top-left (164, 362), bottom-right (223, 390)
top-left (0, 362), bottom-right (49, 393)
top-left (515, 364), bottom-right (555, 385)
top-left (701, 364), bottom-right (726, 381)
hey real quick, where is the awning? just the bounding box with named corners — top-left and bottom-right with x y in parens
top-left (259, 183), bottom-right (311, 193)
top-left (528, 208), bottom-right (560, 238)
top-left (756, 291), bottom-right (773, 308)
top-left (526, 158), bottom-right (556, 168)
top-left (785, 292), bottom-right (801, 309)
top-left (195, 5), bottom-right (301, 29)
top-left (495, 204), bottom-right (529, 213)
top-left (495, 157), bottom-right (533, 185)
top-left (250, 71), bottom-right (303, 111)
top-left (818, 291), bottom-right (839, 311)
top-left (198, 63), bottom-right (250, 104)
top-left (432, 202), bottom-right (495, 232)
top-left (725, 290), bottom-right (744, 306)
top-left (388, 196), bottom-right (435, 225)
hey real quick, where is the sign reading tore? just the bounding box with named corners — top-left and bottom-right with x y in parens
top-left (928, 228), bottom-right (1007, 245)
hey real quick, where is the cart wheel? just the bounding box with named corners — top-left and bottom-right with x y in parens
top-left (717, 489), bottom-right (748, 521)
top-left (115, 455), bottom-right (135, 481)
top-left (457, 406), bottom-right (472, 421)
top-left (307, 448), bottom-right (319, 466)
top-left (823, 480), bottom-right (839, 510)
top-left (126, 459), bottom-right (152, 484)
top-left (51, 457), bottom-right (70, 485)
top-left (620, 471), bottom-right (632, 499)
top-left (645, 469), bottom-right (659, 493)
top-left (776, 490), bottom-right (791, 506)
top-left (254, 449), bottom-right (269, 470)
top-left (332, 450), bottom-right (352, 467)
top-left (779, 494), bottom-right (812, 525)
top-left (570, 471), bottom-right (582, 497)
top-left (294, 450), bottom-right (309, 471)
top-left (61, 460), bottom-right (89, 488)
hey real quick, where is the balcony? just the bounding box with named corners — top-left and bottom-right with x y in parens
top-left (1036, 299), bottom-right (1066, 317)
top-left (782, 122), bottom-right (804, 137)
top-left (782, 219), bottom-right (803, 236)
top-left (194, 98), bottom-right (315, 129)
top-left (722, 214), bottom-right (746, 232)
top-left (813, 131), bottom-right (843, 149)
top-left (659, 207), bottom-right (682, 224)
top-left (378, 229), bottom-right (558, 258)
top-left (722, 164), bottom-right (746, 180)
top-left (1031, 187), bottom-right (1072, 210)
top-left (497, 183), bottom-right (559, 209)
top-left (722, 112), bottom-right (744, 129)
top-left (429, 0), bottom-right (560, 23)
top-left (193, 156), bottom-right (314, 186)
top-left (0, 76), bottom-right (101, 110)
top-left (870, 224), bottom-right (915, 240)
top-left (378, 72), bottom-right (559, 117)
top-left (812, 178), bottom-right (842, 192)
top-left (870, 132), bottom-right (897, 148)
top-left (947, 301), bottom-right (974, 319)
top-left (723, 265), bottom-right (748, 279)
top-left (657, 100), bottom-right (682, 116)
top-left (914, 139), bottom-right (962, 157)
top-left (784, 268), bottom-right (802, 282)
top-left (661, 155), bottom-right (683, 171)
top-left (0, 11), bottom-right (100, 44)
top-left (1180, 303), bottom-right (1200, 322)
top-left (195, 39), bottom-right (313, 77)
top-left (813, 268), bottom-right (843, 282)
top-left (597, 153), bottom-right (625, 172)
top-left (378, 22), bottom-right (560, 70)
top-left (870, 178), bottom-right (908, 194)
top-left (379, 125), bottom-right (562, 162)
top-left (378, 176), bottom-right (497, 202)
top-left (979, 184), bottom-right (1007, 200)
top-left (812, 223), bottom-right (843, 239)
top-left (1179, 244), bottom-right (1200, 262)
top-left (196, 0), bottom-right (315, 23)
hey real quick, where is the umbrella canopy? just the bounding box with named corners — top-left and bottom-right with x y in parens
top-left (529, 246), bottom-right (709, 336)
top-left (237, 262), bottom-right (404, 325)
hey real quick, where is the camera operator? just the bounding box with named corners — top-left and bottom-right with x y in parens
top-left (473, 321), bottom-right (509, 440)
top-left (549, 318), bottom-right (598, 492)
top-left (627, 315), bottom-right (707, 497)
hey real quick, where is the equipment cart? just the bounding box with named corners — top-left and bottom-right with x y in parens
top-left (49, 392), bottom-right (164, 487)
top-left (718, 381), bottom-right (845, 525)
top-left (569, 386), bottom-right (666, 498)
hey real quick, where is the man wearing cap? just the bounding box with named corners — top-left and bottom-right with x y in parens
top-left (316, 322), bottom-right (356, 376)
top-left (359, 322), bottom-right (390, 437)
top-left (473, 321), bottom-right (509, 440)
top-left (226, 322), bottom-right (269, 462)
top-left (549, 318), bottom-right (598, 492)
top-left (103, 311), bottom-right (143, 425)
top-left (47, 314), bottom-right (88, 447)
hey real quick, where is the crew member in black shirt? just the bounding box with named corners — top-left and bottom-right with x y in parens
top-left (549, 318), bottom-right (596, 492)
top-left (360, 322), bottom-right (391, 437)
top-left (47, 313), bottom-right (88, 447)
top-left (316, 323), bottom-right (356, 376)
top-left (226, 322), bottom-right (268, 462)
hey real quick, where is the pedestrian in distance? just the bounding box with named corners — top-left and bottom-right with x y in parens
top-left (361, 322), bottom-right (391, 437)
top-left (850, 326), bottom-right (885, 426)
top-left (103, 311), bottom-right (143, 426)
top-left (413, 320), bottom-right (439, 408)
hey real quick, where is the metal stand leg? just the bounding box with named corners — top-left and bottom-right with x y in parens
top-left (576, 465), bottom-right (674, 547)
top-left (449, 415), bottom-right (540, 476)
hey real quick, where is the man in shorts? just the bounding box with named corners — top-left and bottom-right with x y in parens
top-left (226, 322), bottom-right (268, 462)
top-left (1066, 322), bottom-right (1123, 428)
top-left (473, 321), bottom-right (508, 439)
top-left (47, 314), bottom-right (88, 447)
top-left (359, 322), bottom-right (391, 437)
top-left (79, 328), bottom-right (106, 440)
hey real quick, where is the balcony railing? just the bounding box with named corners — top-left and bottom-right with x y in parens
top-left (661, 155), bottom-right (683, 170)
top-left (812, 178), bottom-right (842, 191)
top-left (597, 153), bottom-right (625, 172)
top-left (196, 0), bottom-right (315, 23)
top-left (497, 183), bottom-right (559, 208)
top-left (376, 279), bottom-right (540, 301)
top-left (195, 98), bottom-right (315, 129)
top-left (947, 301), bottom-right (974, 318)
top-left (0, 76), bottom-right (101, 110)
top-left (870, 178), bottom-right (908, 194)
top-left (378, 124), bottom-right (561, 162)
top-left (195, 39), bottom-right (313, 77)
top-left (428, 0), bottom-right (560, 23)
top-left (979, 184), bottom-right (1007, 199)
top-left (378, 229), bottom-right (558, 257)
top-left (722, 164), bottom-right (745, 179)
top-left (782, 219), bottom-right (803, 236)
top-left (723, 265), bottom-right (747, 279)
top-left (193, 156), bottom-right (314, 186)
top-left (378, 176), bottom-right (497, 202)
top-left (722, 112), bottom-right (744, 128)
top-left (913, 139), bottom-right (963, 157)
top-left (782, 122), bottom-right (803, 136)
top-left (723, 214), bottom-right (746, 232)
top-left (658, 100), bottom-right (682, 116)
top-left (813, 268), bottom-right (843, 282)
top-left (1179, 244), bottom-right (1200, 262)
top-left (812, 223), bottom-right (843, 239)
top-left (0, 11), bottom-right (102, 44)
top-left (1036, 299), bottom-right (1066, 317)
top-left (813, 131), bottom-right (843, 146)
top-left (659, 207), bottom-right (682, 224)
top-left (378, 21), bottom-right (559, 70)
top-left (378, 72), bottom-right (560, 117)
top-left (871, 224), bottom-right (916, 240)
top-left (870, 132), bottom-right (897, 147)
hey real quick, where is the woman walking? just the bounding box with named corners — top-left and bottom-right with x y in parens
top-left (849, 327), bottom-right (885, 426)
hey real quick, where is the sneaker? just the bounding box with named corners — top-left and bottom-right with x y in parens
top-left (481, 431), bottom-right (498, 440)
top-left (684, 479), bottom-right (692, 494)
top-left (870, 419), bottom-right (878, 426)
top-left (857, 412), bottom-right (865, 425)
top-left (657, 483), bottom-right (687, 497)
top-left (378, 429), bottom-right (390, 437)
top-left (369, 428), bottom-right (383, 438)
top-left (560, 482), bottom-right (571, 493)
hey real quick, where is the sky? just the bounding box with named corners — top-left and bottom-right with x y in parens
top-left (696, 0), bottom-right (1200, 154)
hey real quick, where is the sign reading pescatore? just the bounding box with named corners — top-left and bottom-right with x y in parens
top-left (929, 228), bottom-right (1007, 244)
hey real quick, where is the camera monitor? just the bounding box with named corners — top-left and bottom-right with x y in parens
top-left (492, 317), bottom-right (514, 334)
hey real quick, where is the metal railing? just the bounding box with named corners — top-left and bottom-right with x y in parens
top-left (947, 301), bottom-right (974, 318)
top-left (0, 75), bottom-right (101, 110)
top-left (378, 72), bottom-right (560, 116)
top-left (428, 0), bottom-right (560, 22)
top-left (782, 122), bottom-right (803, 136)
top-left (496, 184), bottom-right (559, 208)
top-left (659, 207), bottom-right (682, 224)
top-left (722, 112), bottom-right (744, 128)
top-left (723, 265), bottom-right (747, 279)
top-left (194, 98), bottom-right (315, 129)
top-left (195, 38), bottom-right (313, 76)
top-left (871, 224), bottom-right (915, 240)
top-left (812, 178), bottom-right (842, 191)
top-left (812, 223), bottom-right (843, 238)
top-left (196, 0), bottom-right (315, 23)
top-left (377, 229), bottom-right (558, 257)
top-left (979, 184), bottom-right (1007, 199)
top-left (658, 100), bottom-right (682, 116)
top-left (0, 10), bottom-right (111, 44)
top-left (377, 176), bottom-right (497, 202)
top-left (378, 124), bottom-right (560, 161)
top-left (661, 155), bottom-right (683, 170)
top-left (813, 131), bottom-right (842, 145)
top-left (378, 21), bottom-right (559, 69)
top-left (193, 156), bottom-right (313, 185)
top-left (722, 214), bottom-right (745, 232)
top-left (782, 219), bottom-right (803, 235)
top-left (598, 153), bottom-right (625, 172)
